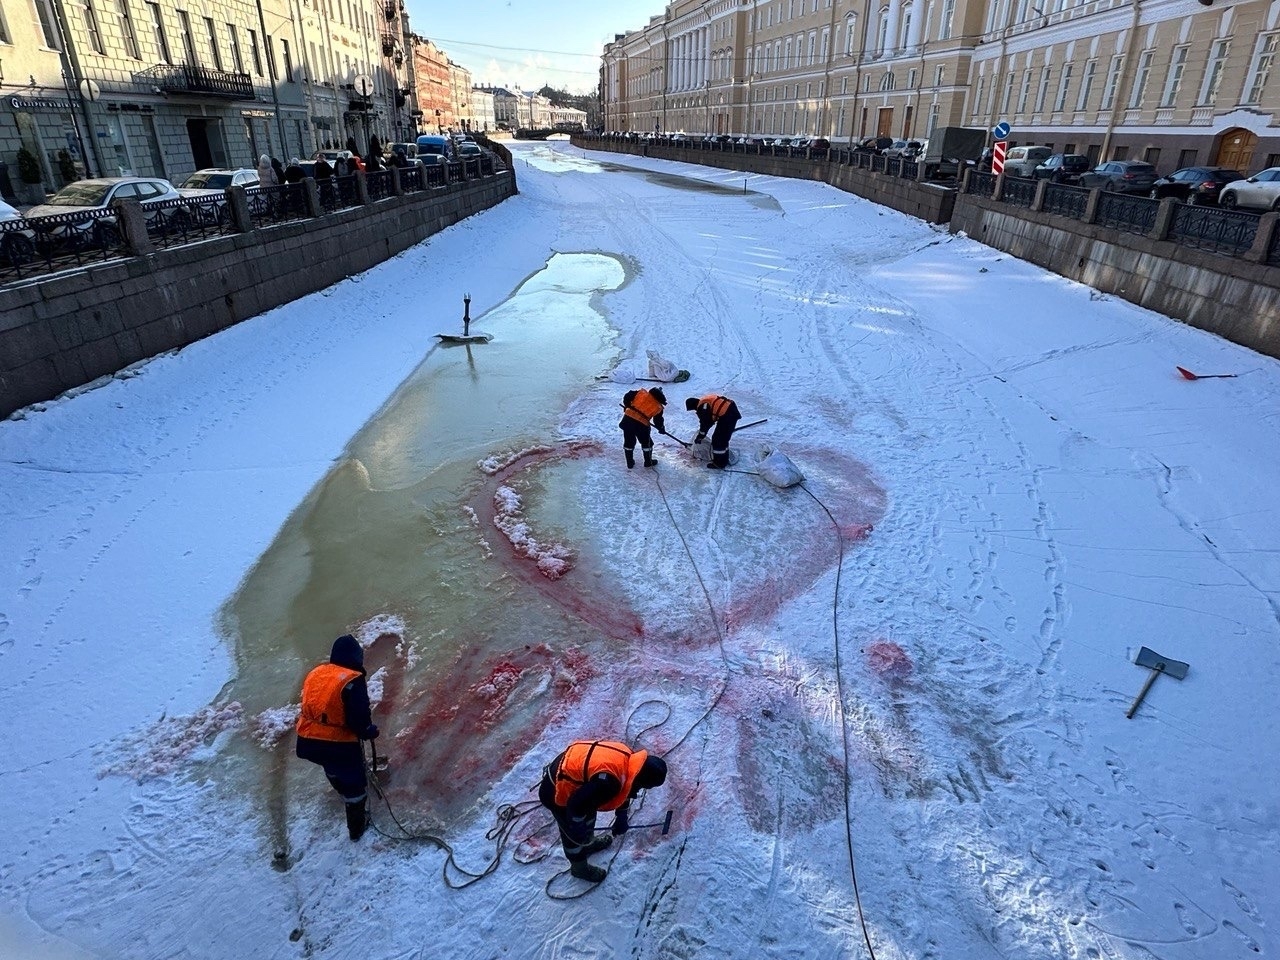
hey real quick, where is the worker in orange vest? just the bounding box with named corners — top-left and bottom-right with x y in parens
top-left (295, 634), bottom-right (380, 841)
top-left (686, 393), bottom-right (741, 469)
top-left (539, 740), bottom-right (668, 882)
top-left (619, 386), bottom-right (667, 469)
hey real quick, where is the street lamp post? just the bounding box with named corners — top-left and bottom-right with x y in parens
top-left (252, 0), bottom-right (290, 154)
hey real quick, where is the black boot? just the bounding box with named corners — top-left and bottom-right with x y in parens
top-left (345, 799), bottom-right (368, 841)
top-left (581, 834), bottom-right (612, 855)
top-left (625, 449), bottom-right (635, 469)
top-left (643, 447), bottom-right (656, 467)
top-left (570, 861), bottom-right (607, 882)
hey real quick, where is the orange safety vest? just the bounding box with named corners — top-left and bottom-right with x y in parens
top-left (552, 740), bottom-right (649, 810)
top-left (296, 663), bottom-right (362, 742)
top-left (622, 389), bottom-right (664, 426)
top-left (699, 394), bottom-right (733, 420)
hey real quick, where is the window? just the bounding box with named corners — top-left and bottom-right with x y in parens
top-left (146, 2), bottom-right (170, 62)
top-left (1054, 64), bottom-right (1072, 110)
top-left (1127, 50), bottom-right (1153, 109)
top-left (204, 17), bottom-right (221, 70)
top-left (0, 6), bottom-right (9, 42)
top-left (33, 0), bottom-right (60, 45)
top-left (935, 65), bottom-right (945, 86)
top-left (248, 27), bottom-right (262, 75)
top-left (116, 0), bottom-right (140, 58)
top-left (974, 76), bottom-right (985, 114)
top-left (1101, 55), bottom-right (1123, 109)
top-left (228, 24), bottom-right (243, 73)
top-left (940, 0), bottom-right (954, 40)
top-left (880, 72), bottom-right (895, 90)
top-left (1001, 71), bottom-right (1015, 113)
top-left (1111, 146), bottom-right (1128, 160)
top-left (845, 14), bottom-right (858, 55)
top-left (1177, 148), bottom-right (1197, 168)
top-left (177, 9), bottom-right (197, 64)
top-left (281, 37), bottom-right (294, 81)
top-left (1246, 34), bottom-right (1278, 104)
top-left (1018, 67), bottom-right (1032, 112)
top-left (1076, 59), bottom-right (1096, 111)
top-left (1144, 147), bottom-right (1160, 166)
top-left (1034, 65), bottom-right (1051, 112)
top-left (1198, 39), bottom-right (1230, 105)
top-left (1160, 46), bottom-right (1188, 107)
top-left (82, 0), bottom-right (105, 54)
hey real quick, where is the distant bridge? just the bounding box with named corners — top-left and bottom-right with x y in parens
top-left (515, 127), bottom-right (582, 140)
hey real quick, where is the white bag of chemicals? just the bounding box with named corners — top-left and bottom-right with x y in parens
top-left (757, 450), bottom-right (804, 488)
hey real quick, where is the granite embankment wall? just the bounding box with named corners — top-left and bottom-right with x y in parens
top-left (1, 164), bottom-right (517, 417)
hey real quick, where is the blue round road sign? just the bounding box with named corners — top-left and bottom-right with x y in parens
top-left (993, 121), bottom-right (1011, 140)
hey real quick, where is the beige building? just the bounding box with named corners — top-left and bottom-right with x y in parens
top-left (602, 0), bottom-right (1280, 172)
top-left (0, 0), bottom-right (412, 200)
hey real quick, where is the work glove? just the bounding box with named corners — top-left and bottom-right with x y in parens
top-left (611, 811), bottom-right (629, 836)
top-left (363, 724), bottom-right (379, 741)
top-left (694, 433), bottom-right (705, 444)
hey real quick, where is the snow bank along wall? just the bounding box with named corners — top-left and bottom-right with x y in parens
top-left (0, 162), bottom-right (517, 418)
top-left (576, 136), bottom-right (1280, 363)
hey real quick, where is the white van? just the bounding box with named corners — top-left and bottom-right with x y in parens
top-left (1003, 145), bottom-right (1053, 177)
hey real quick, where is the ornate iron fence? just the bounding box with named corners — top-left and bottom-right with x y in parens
top-left (366, 169), bottom-right (393, 202)
top-left (245, 183), bottom-right (311, 226)
top-left (1041, 183), bottom-right (1089, 220)
top-left (401, 166), bottom-right (423, 192)
top-left (901, 160), bottom-right (919, 180)
top-left (1001, 176), bottom-right (1037, 209)
top-left (1168, 203), bottom-right (1260, 255)
top-left (1096, 192), bottom-right (1159, 236)
top-left (146, 194), bottom-right (238, 250)
top-left (317, 175), bottom-right (359, 214)
top-left (885, 157), bottom-right (902, 177)
top-left (0, 207), bottom-right (126, 283)
top-left (968, 172), bottom-right (997, 197)
top-left (423, 164), bottom-right (448, 188)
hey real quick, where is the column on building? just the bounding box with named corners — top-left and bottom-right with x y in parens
top-left (884, 0), bottom-right (902, 56)
top-left (906, 0), bottom-right (924, 52)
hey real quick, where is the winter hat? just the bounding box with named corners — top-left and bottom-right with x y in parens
top-left (635, 754), bottom-right (667, 789)
top-left (685, 397), bottom-right (698, 411)
top-left (329, 634), bottom-right (365, 672)
top-left (648, 387), bottom-right (667, 405)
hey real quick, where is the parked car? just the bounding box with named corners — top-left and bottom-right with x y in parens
top-left (174, 168), bottom-right (259, 224)
top-left (1078, 160), bottom-right (1158, 194)
top-left (1148, 166), bottom-right (1245, 205)
top-left (903, 139), bottom-right (928, 160)
top-left (0, 198), bottom-right (36, 264)
top-left (26, 177), bottom-right (182, 245)
top-left (1033, 154), bottom-right (1091, 184)
top-left (314, 149), bottom-right (364, 172)
top-left (1002, 145), bottom-right (1053, 177)
top-left (882, 139), bottom-right (923, 158)
top-left (1217, 167), bottom-right (1280, 211)
top-left (456, 141), bottom-right (483, 158)
top-left (855, 136), bottom-right (894, 154)
top-left (415, 135), bottom-right (453, 165)
top-left (804, 137), bottom-right (831, 155)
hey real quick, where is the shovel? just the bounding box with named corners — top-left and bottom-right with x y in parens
top-left (1126, 646), bottom-right (1190, 718)
top-left (369, 741), bottom-right (390, 775)
top-left (1176, 366), bottom-right (1236, 381)
top-left (735, 418), bottom-right (769, 430)
top-left (620, 810), bottom-right (674, 835)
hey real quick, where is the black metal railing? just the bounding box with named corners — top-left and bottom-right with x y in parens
top-left (146, 194), bottom-right (238, 249)
top-left (366, 169), bottom-right (393, 201)
top-left (901, 160), bottom-right (919, 180)
top-left (1269, 223), bottom-right (1280, 266)
top-left (1096, 192), bottom-right (1159, 236)
top-left (318, 175), bottom-right (359, 213)
top-left (0, 207), bottom-right (127, 283)
top-left (1001, 176), bottom-right (1037, 209)
top-left (135, 63), bottom-right (255, 99)
top-left (400, 166), bottom-right (423, 192)
top-left (424, 164), bottom-right (447, 188)
top-left (245, 182), bottom-right (310, 226)
top-left (1041, 183), bottom-right (1089, 220)
top-left (1168, 203), bottom-right (1260, 256)
top-left (968, 172), bottom-right (997, 197)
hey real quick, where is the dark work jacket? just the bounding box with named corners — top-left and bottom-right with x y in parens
top-left (296, 634), bottom-right (373, 771)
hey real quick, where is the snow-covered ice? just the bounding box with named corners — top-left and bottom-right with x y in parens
top-left (1, 140), bottom-right (1276, 959)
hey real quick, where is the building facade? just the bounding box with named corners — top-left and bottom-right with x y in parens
top-left (411, 35), bottom-right (451, 133)
top-left (0, 0), bottom-right (415, 200)
top-left (601, 0), bottom-right (1280, 172)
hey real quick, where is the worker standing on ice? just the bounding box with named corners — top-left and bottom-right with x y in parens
top-left (619, 386), bottom-right (668, 469)
top-left (686, 393), bottom-right (742, 470)
top-left (295, 634), bottom-right (380, 841)
top-left (539, 740), bottom-right (668, 882)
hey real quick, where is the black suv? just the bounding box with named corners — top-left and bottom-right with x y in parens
top-left (1034, 154), bottom-right (1091, 184)
top-left (1150, 167), bottom-right (1245, 205)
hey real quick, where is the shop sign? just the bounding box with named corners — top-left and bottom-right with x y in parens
top-left (9, 96), bottom-right (74, 110)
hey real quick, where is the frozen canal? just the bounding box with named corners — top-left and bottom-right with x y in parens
top-left (1, 140), bottom-right (1276, 960)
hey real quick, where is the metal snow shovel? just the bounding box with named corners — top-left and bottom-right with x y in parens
top-left (735, 418), bottom-right (769, 430)
top-left (620, 810), bottom-right (674, 835)
top-left (1176, 366), bottom-right (1237, 381)
top-left (1126, 647), bottom-right (1190, 718)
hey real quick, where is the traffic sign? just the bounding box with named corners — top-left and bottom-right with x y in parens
top-left (992, 140), bottom-right (1007, 175)
top-left (993, 121), bottom-right (1011, 139)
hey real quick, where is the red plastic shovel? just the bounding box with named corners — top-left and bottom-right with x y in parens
top-left (1177, 365), bottom-right (1237, 380)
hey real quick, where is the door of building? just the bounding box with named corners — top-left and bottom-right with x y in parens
top-left (1213, 128), bottom-right (1257, 172)
top-left (187, 118), bottom-right (215, 169)
top-left (877, 107), bottom-right (893, 137)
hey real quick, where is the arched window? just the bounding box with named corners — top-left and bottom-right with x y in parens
top-left (880, 71), bottom-right (895, 91)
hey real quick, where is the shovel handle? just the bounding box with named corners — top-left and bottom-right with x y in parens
top-left (1126, 668), bottom-right (1162, 719)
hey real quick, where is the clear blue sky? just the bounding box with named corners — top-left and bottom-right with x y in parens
top-left (403, 0), bottom-right (662, 94)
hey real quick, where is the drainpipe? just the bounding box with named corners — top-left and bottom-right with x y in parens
top-left (48, 0), bottom-right (104, 177)
top-left (1100, 0), bottom-right (1141, 161)
top-left (817, 0), bottom-right (841, 135)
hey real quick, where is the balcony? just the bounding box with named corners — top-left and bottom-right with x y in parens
top-left (134, 63), bottom-right (255, 100)
top-left (381, 34), bottom-right (397, 57)
top-left (384, 0), bottom-right (398, 20)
